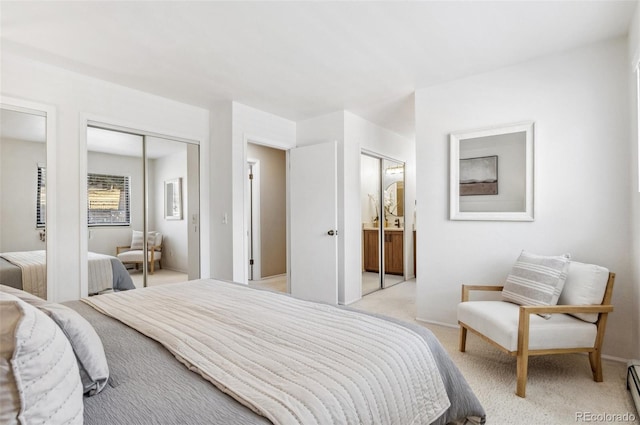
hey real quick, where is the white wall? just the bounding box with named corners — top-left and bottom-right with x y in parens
top-left (0, 138), bottom-right (46, 252)
top-left (209, 102), bottom-right (234, 281)
top-left (415, 37), bottom-right (633, 358)
top-left (1, 52), bottom-right (210, 301)
top-left (628, 1), bottom-right (640, 360)
top-left (361, 155), bottom-right (380, 224)
top-left (151, 149), bottom-right (189, 273)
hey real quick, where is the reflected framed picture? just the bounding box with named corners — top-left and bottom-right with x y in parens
top-left (459, 155), bottom-right (498, 196)
top-left (164, 178), bottom-right (183, 220)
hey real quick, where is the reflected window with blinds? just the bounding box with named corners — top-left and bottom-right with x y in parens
top-left (88, 173), bottom-right (131, 226)
top-left (36, 165), bottom-right (46, 228)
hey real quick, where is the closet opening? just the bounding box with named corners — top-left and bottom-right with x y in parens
top-left (361, 151), bottom-right (406, 296)
top-left (84, 124), bottom-right (200, 291)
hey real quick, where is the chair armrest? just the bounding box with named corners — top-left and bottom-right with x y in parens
top-left (116, 246), bottom-right (131, 255)
top-left (461, 285), bottom-right (504, 302)
top-left (519, 304), bottom-right (614, 316)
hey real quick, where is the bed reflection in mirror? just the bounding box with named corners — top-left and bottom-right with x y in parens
top-left (0, 105), bottom-right (48, 298)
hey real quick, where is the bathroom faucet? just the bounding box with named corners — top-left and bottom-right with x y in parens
top-left (394, 218), bottom-right (400, 228)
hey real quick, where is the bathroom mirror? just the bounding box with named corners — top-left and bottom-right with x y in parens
top-left (450, 121), bottom-right (534, 221)
top-left (385, 181), bottom-right (404, 217)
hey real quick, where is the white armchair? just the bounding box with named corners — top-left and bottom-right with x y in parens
top-left (116, 231), bottom-right (163, 274)
top-left (457, 255), bottom-right (615, 398)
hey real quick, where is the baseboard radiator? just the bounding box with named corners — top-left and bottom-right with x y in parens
top-left (629, 361), bottom-right (640, 416)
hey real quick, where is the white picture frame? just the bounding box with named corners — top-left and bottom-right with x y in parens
top-left (164, 177), bottom-right (183, 220)
top-left (450, 121), bottom-right (534, 221)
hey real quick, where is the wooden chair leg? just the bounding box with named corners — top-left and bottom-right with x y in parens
top-left (589, 350), bottom-right (603, 382)
top-left (149, 260), bottom-right (154, 274)
top-left (516, 352), bottom-right (528, 397)
top-left (459, 325), bottom-right (468, 352)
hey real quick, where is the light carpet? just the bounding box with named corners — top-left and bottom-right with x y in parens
top-left (350, 280), bottom-right (638, 425)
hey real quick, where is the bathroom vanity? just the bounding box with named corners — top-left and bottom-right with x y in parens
top-left (362, 228), bottom-right (404, 275)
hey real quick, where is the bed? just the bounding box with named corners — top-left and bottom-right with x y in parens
top-left (0, 279), bottom-right (485, 424)
top-left (58, 279), bottom-right (486, 425)
top-left (0, 250), bottom-right (135, 297)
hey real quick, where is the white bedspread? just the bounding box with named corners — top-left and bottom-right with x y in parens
top-left (83, 279), bottom-right (450, 425)
top-left (87, 252), bottom-right (113, 294)
top-left (1, 250), bottom-right (114, 297)
top-left (1, 250), bottom-right (47, 298)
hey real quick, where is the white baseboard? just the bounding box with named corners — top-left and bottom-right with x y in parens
top-left (415, 317), bottom-right (458, 329)
top-left (342, 296), bottom-right (362, 306)
top-left (602, 353), bottom-right (631, 363)
top-left (256, 273), bottom-right (286, 281)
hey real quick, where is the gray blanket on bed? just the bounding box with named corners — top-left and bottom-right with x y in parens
top-left (66, 295), bottom-right (485, 425)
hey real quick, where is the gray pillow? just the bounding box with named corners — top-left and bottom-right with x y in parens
top-left (40, 303), bottom-right (109, 396)
top-left (502, 250), bottom-right (571, 319)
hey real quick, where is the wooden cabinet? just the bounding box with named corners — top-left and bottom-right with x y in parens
top-left (363, 229), bottom-right (379, 272)
top-left (363, 229), bottom-right (403, 275)
top-left (384, 231), bottom-right (404, 275)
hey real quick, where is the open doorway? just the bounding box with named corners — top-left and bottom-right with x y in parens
top-left (246, 142), bottom-right (287, 293)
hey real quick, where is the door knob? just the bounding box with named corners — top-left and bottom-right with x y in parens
top-left (327, 230), bottom-right (338, 236)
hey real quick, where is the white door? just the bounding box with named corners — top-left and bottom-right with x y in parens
top-left (289, 141), bottom-right (338, 304)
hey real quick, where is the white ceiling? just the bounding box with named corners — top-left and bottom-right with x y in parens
top-left (1, 1), bottom-right (636, 138)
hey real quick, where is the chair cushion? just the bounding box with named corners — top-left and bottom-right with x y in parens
top-left (117, 250), bottom-right (162, 262)
top-left (458, 301), bottom-right (597, 352)
top-left (502, 251), bottom-right (571, 318)
top-left (558, 261), bottom-right (609, 323)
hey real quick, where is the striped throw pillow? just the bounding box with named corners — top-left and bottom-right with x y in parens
top-left (130, 231), bottom-right (157, 250)
top-left (502, 251), bottom-right (571, 319)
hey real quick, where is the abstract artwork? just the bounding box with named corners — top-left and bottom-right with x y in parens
top-left (459, 156), bottom-right (498, 196)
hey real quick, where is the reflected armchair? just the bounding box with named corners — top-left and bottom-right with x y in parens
top-left (116, 231), bottom-right (163, 274)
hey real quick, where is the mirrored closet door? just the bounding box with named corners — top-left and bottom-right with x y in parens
top-left (360, 152), bottom-right (405, 296)
top-left (0, 104), bottom-right (49, 298)
top-left (86, 125), bottom-right (199, 291)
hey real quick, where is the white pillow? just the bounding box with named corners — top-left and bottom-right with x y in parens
top-left (0, 293), bottom-right (83, 424)
top-left (558, 261), bottom-right (609, 323)
top-left (0, 294), bottom-right (21, 425)
top-left (153, 232), bottom-right (163, 250)
top-left (502, 251), bottom-right (571, 319)
top-left (131, 231), bottom-right (157, 250)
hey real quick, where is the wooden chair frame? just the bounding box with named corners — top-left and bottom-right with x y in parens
top-left (458, 272), bottom-right (615, 398)
top-left (116, 243), bottom-right (163, 274)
